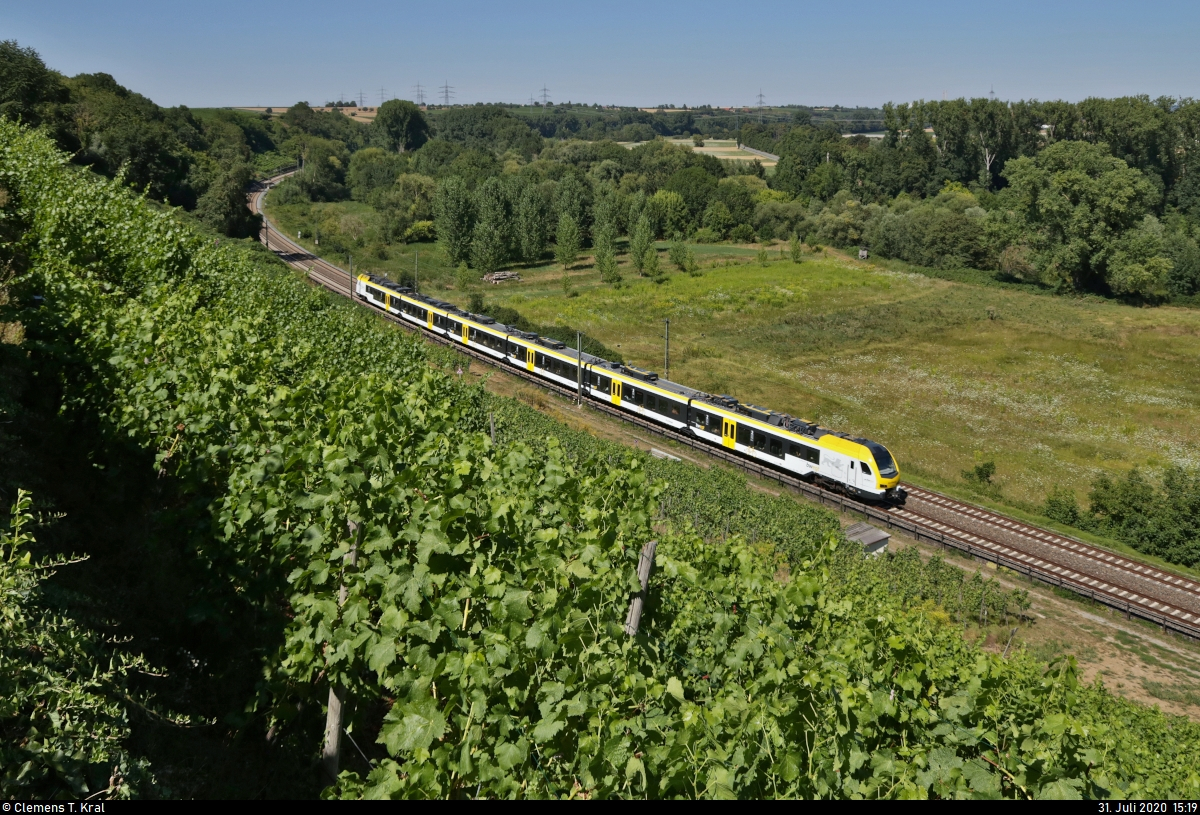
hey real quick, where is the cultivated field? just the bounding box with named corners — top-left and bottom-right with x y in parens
top-left (618, 138), bottom-right (777, 167)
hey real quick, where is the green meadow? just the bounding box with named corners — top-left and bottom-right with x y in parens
top-left (449, 250), bottom-right (1200, 521)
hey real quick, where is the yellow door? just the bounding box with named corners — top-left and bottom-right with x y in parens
top-left (611, 379), bottom-right (622, 405)
top-left (722, 418), bottom-right (736, 449)
top-left (526, 347), bottom-right (535, 371)
top-left (426, 310), bottom-right (434, 330)
top-left (462, 323), bottom-right (469, 344)
top-left (384, 293), bottom-right (391, 311)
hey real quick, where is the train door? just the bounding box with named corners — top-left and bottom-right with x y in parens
top-left (525, 347), bottom-right (535, 371)
top-left (610, 379), bottom-right (622, 405)
top-left (426, 310), bottom-right (434, 330)
top-left (722, 418), bottom-right (736, 449)
top-left (462, 323), bottom-right (469, 344)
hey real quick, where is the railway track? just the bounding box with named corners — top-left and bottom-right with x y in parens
top-left (249, 173), bottom-right (1200, 641)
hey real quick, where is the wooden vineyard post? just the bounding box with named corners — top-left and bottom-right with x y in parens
top-left (624, 540), bottom-right (658, 636)
top-left (322, 521), bottom-right (359, 783)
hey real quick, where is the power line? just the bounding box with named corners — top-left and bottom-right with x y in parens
top-left (378, 87), bottom-right (387, 106)
top-left (440, 81), bottom-right (455, 106)
top-left (413, 83), bottom-right (425, 106)
top-left (756, 89), bottom-right (766, 123)
top-left (358, 90), bottom-right (365, 107)
top-left (540, 85), bottom-right (551, 105)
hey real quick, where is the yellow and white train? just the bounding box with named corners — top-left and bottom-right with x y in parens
top-left (356, 274), bottom-right (904, 503)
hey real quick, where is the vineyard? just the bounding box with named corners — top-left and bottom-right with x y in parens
top-left (4, 120), bottom-right (1200, 799)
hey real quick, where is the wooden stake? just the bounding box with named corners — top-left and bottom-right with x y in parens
top-left (322, 521), bottom-right (358, 783)
top-left (624, 540), bottom-right (658, 637)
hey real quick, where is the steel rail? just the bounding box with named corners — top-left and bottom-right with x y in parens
top-left (249, 174), bottom-right (1200, 641)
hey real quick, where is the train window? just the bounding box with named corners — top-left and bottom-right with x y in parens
top-left (736, 424), bottom-right (751, 446)
top-left (860, 461), bottom-right (872, 474)
top-left (769, 437), bottom-right (784, 457)
top-left (598, 375), bottom-right (610, 391)
top-left (792, 446), bottom-right (820, 465)
top-left (753, 432), bottom-right (766, 451)
top-left (670, 402), bottom-right (681, 417)
top-left (707, 414), bottom-right (722, 434)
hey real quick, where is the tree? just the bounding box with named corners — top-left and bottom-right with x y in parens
top-left (1003, 140), bottom-right (1169, 295)
top-left (516, 184), bottom-right (548, 262)
top-left (554, 173), bottom-right (591, 244)
top-left (668, 238), bottom-right (689, 272)
top-left (648, 190), bottom-right (689, 239)
top-left (372, 99), bottom-right (430, 152)
top-left (434, 176), bottom-right (474, 265)
top-left (965, 97), bottom-right (1016, 189)
top-left (595, 231), bottom-right (621, 286)
top-left (347, 147), bottom-right (406, 201)
top-left (684, 247), bottom-right (701, 276)
top-left (470, 177), bottom-right (511, 273)
top-left (194, 163), bottom-right (261, 238)
top-left (630, 216), bottom-right (653, 275)
top-left (664, 166), bottom-right (718, 227)
top-left (555, 214), bottom-right (581, 270)
top-left (456, 262), bottom-right (476, 290)
top-left (789, 232), bottom-right (803, 263)
top-left (702, 201), bottom-right (733, 238)
top-left (0, 40), bottom-right (64, 126)
top-left (643, 246), bottom-right (662, 281)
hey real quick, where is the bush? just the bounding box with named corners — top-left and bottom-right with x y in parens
top-left (692, 227), bottom-right (720, 244)
top-left (667, 239), bottom-right (688, 272)
top-left (403, 219), bottom-right (435, 242)
top-left (730, 223), bottom-right (756, 243)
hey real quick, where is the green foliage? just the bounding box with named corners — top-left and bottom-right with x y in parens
top-left (470, 177), bottom-right (511, 273)
top-left (595, 230), bottom-right (621, 286)
top-left (730, 223), bottom-right (756, 243)
top-left (1086, 467), bottom-right (1200, 567)
top-left (1043, 487), bottom-right (1086, 529)
top-left (756, 246), bottom-right (769, 267)
top-left (347, 147), bottom-right (406, 202)
top-left (456, 262), bottom-right (476, 291)
top-left (962, 459), bottom-right (996, 486)
top-left (0, 492), bottom-right (156, 799)
top-left (435, 176), bottom-right (475, 265)
top-left (516, 184), bottom-right (549, 263)
top-left (1003, 141), bottom-right (1171, 296)
top-left (372, 99), bottom-right (430, 153)
top-left (667, 238), bottom-right (689, 272)
top-left (555, 214), bottom-right (581, 270)
top-left (789, 233), bottom-right (803, 263)
top-left (630, 216), bottom-right (653, 276)
top-left (643, 246), bottom-right (661, 281)
top-left (684, 247), bottom-right (700, 277)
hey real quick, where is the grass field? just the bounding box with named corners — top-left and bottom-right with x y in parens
top-left (445, 248), bottom-right (1200, 525)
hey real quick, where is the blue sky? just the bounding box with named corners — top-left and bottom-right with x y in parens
top-left (5, 0), bottom-right (1199, 109)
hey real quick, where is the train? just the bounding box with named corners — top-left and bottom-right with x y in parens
top-left (355, 273), bottom-right (905, 503)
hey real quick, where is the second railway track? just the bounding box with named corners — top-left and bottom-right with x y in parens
top-left (250, 174), bottom-right (1200, 642)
